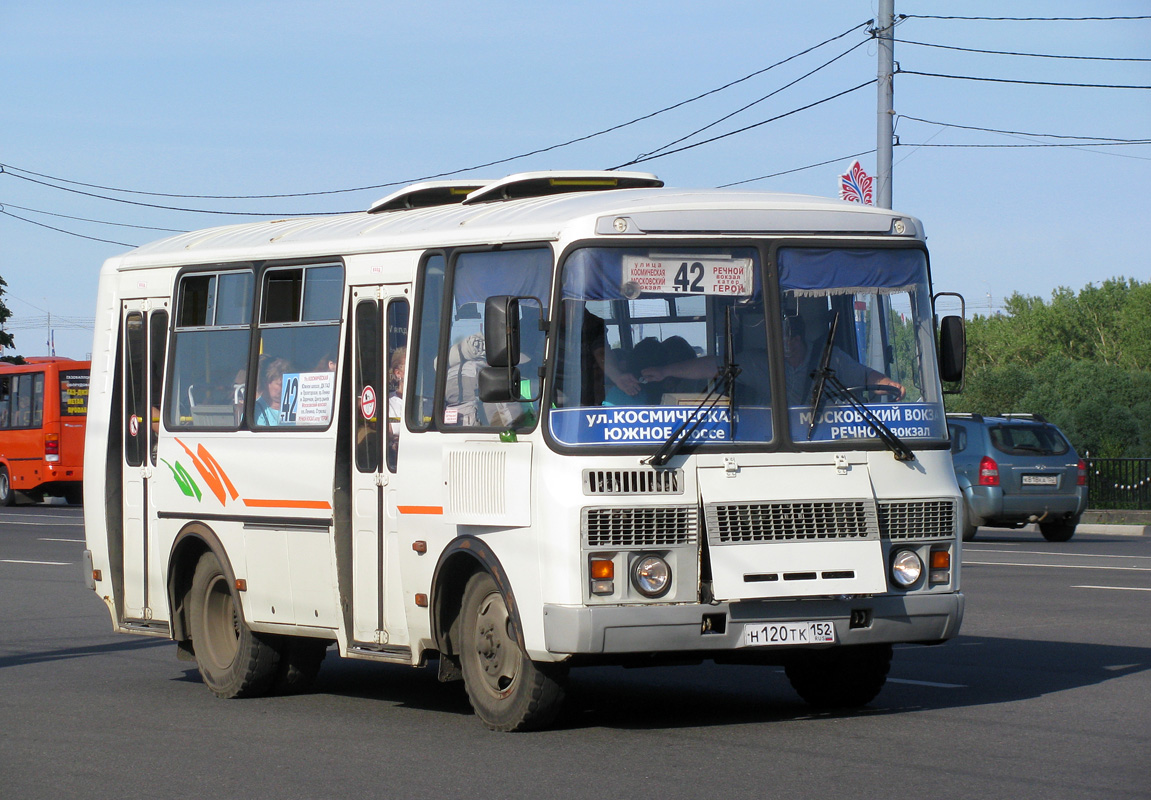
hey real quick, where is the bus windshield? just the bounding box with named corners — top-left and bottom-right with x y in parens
top-left (548, 244), bottom-right (946, 450)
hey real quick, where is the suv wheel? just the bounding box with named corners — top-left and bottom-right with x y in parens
top-left (1039, 519), bottom-right (1077, 542)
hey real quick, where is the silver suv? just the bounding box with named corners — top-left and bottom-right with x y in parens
top-left (947, 413), bottom-right (1087, 542)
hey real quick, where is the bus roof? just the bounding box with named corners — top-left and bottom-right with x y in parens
top-left (105, 171), bottom-right (924, 271)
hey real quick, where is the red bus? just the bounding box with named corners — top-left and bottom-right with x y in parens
top-left (0, 357), bottom-right (90, 505)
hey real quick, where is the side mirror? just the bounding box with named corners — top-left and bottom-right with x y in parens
top-left (484, 296), bottom-right (520, 369)
top-left (479, 365), bottom-right (523, 403)
top-left (938, 315), bottom-right (966, 387)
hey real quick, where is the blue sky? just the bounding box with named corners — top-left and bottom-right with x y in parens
top-left (2, 1), bottom-right (1148, 359)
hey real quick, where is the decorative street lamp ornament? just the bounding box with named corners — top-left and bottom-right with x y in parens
top-left (839, 160), bottom-right (873, 205)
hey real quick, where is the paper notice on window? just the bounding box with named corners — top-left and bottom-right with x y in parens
top-left (279, 371), bottom-right (335, 425)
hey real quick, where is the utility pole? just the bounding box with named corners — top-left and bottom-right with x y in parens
top-left (876, 0), bottom-right (895, 209)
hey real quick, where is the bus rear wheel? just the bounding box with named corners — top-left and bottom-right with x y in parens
top-left (0, 467), bottom-right (13, 506)
top-left (785, 643), bottom-right (892, 709)
top-left (459, 572), bottom-right (567, 731)
top-left (189, 551), bottom-right (280, 698)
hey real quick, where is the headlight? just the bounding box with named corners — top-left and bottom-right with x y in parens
top-left (632, 555), bottom-right (671, 598)
top-left (891, 549), bottom-right (923, 588)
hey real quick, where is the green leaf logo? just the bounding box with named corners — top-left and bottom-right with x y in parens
top-left (161, 459), bottom-right (202, 502)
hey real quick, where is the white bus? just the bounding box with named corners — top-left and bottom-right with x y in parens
top-left (84, 170), bottom-right (967, 730)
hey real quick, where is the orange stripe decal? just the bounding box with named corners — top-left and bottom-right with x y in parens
top-left (398, 505), bottom-right (444, 515)
top-left (243, 499), bottom-right (333, 510)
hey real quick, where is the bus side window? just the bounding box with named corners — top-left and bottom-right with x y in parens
top-left (253, 264), bottom-right (342, 429)
top-left (0, 376), bottom-right (9, 428)
top-left (444, 248), bottom-right (550, 431)
top-left (410, 254), bottom-right (445, 432)
top-left (169, 270), bottom-right (253, 430)
top-left (354, 300), bottom-right (381, 473)
top-left (149, 311), bottom-right (168, 465)
top-left (385, 298), bottom-right (410, 472)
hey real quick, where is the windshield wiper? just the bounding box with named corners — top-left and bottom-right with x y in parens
top-left (647, 308), bottom-right (741, 467)
top-left (806, 312), bottom-right (913, 461)
top-left (822, 374), bottom-right (914, 461)
top-left (806, 312), bottom-right (840, 441)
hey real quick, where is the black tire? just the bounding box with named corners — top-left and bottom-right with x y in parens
top-left (188, 551), bottom-right (280, 698)
top-left (63, 485), bottom-right (84, 506)
top-left (785, 643), bottom-right (893, 709)
top-left (1039, 519), bottom-right (1077, 542)
top-left (961, 522), bottom-right (978, 542)
top-left (0, 467), bottom-right (14, 507)
top-left (459, 571), bottom-right (567, 731)
top-left (272, 637), bottom-right (328, 694)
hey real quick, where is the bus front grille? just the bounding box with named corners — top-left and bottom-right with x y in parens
top-left (877, 499), bottom-right (957, 540)
top-left (583, 506), bottom-right (698, 548)
top-left (583, 469), bottom-right (684, 496)
top-left (706, 501), bottom-right (877, 544)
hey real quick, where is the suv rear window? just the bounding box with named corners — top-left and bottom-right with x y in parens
top-left (988, 424), bottom-right (1069, 456)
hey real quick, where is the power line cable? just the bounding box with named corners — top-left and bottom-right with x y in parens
top-left (0, 167), bottom-right (342, 216)
top-left (718, 148), bottom-right (877, 188)
top-left (894, 37), bottom-right (1151, 62)
top-left (0, 22), bottom-right (875, 205)
top-left (897, 69), bottom-right (1151, 90)
top-left (901, 14), bottom-right (1151, 22)
top-left (0, 207), bottom-right (136, 247)
top-left (633, 36), bottom-right (871, 163)
top-left (897, 115), bottom-right (1151, 143)
top-left (610, 79), bottom-right (877, 169)
top-left (898, 141), bottom-right (1151, 151)
top-left (0, 201), bottom-right (187, 232)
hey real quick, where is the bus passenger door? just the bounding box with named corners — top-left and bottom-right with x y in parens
top-left (120, 301), bottom-right (169, 622)
top-left (349, 288), bottom-right (409, 646)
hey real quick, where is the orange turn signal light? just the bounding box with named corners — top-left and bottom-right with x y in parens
top-left (590, 559), bottom-right (614, 580)
top-left (931, 550), bottom-right (951, 570)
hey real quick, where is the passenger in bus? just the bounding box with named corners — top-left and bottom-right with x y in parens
top-left (781, 315), bottom-right (904, 404)
top-left (580, 309), bottom-right (641, 405)
top-left (607, 335), bottom-right (702, 405)
top-left (388, 347), bottom-right (405, 439)
top-left (314, 352), bottom-right (338, 373)
top-left (442, 332), bottom-right (530, 427)
top-left (253, 357), bottom-right (291, 426)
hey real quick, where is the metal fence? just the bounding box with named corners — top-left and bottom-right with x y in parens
top-left (1085, 458), bottom-right (1151, 510)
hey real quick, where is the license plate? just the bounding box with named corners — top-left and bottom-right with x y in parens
top-left (742, 620), bottom-right (836, 647)
top-left (1022, 474), bottom-right (1058, 486)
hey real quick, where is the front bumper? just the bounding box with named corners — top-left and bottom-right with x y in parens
top-left (542, 591), bottom-right (964, 655)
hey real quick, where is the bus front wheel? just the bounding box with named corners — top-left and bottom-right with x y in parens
top-left (785, 643), bottom-right (892, 709)
top-left (459, 571), bottom-right (567, 731)
top-left (188, 551), bottom-right (280, 698)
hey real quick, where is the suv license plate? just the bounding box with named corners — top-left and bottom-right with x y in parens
top-left (1022, 474), bottom-right (1058, 486)
top-left (742, 621), bottom-right (836, 647)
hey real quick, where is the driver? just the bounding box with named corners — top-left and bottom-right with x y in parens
top-left (783, 315), bottom-right (904, 405)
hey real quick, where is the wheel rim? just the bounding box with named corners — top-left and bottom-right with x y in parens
top-left (200, 573), bottom-right (240, 671)
top-left (471, 589), bottom-right (520, 698)
top-left (0, 472), bottom-right (8, 501)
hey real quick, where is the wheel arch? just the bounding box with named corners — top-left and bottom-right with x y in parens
top-left (167, 522), bottom-right (235, 644)
top-left (430, 535), bottom-right (525, 658)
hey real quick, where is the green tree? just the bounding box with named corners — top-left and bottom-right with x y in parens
top-left (948, 277), bottom-right (1151, 457)
top-left (0, 274), bottom-right (14, 351)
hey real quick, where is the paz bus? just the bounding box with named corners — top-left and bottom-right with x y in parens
top-left (83, 170), bottom-right (967, 730)
top-left (1, 356), bottom-right (89, 505)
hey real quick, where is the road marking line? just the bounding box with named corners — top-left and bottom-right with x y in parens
top-left (38, 538), bottom-right (85, 543)
top-left (887, 678), bottom-right (966, 689)
top-left (964, 560), bottom-right (1151, 572)
top-left (0, 559), bottom-right (74, 566)
top-left (1072, 585), bottom-right (1151, 592)
top-left (0, 520), bottom-right (84, 527)
top-left (968, 548), bottom-right (1151, 561)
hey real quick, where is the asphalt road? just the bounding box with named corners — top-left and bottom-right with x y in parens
top-left (2, 505), bottom-right (1148, 800)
